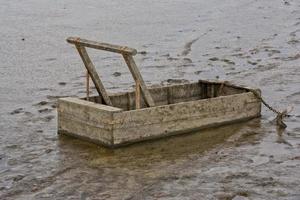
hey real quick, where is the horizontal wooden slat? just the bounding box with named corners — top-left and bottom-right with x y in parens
top-left (67, 37), bottom-right (137, 55)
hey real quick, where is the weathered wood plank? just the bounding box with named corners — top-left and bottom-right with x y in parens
top-left (135, 81), bottom-right (141, 109)
top-left (86, 70), bottom-right (90, 101)
top-left (58, 117), bottom-right (113, 145)
top-left (75, 45), bottom-right (113, 106)
top-left (67, 37), bottom-right (137, 55)
top-left (113, 107), bottom-right (260, 145)
top-left (122, 54), bottom-right (155, 107)
top-left (112, 92), bottom-right (260, 128)
top-left (112, 92), bottom-right (261, 145)
top-left (58, 81), bottom-right (262, 147)
top-left (58, 97), bottom-right (122, 125)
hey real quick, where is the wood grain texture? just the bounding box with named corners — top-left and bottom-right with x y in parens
top-left (58, 81), bottom-right (261, 147)
top-left (67, 37), bottom-right (137, 55)
top-left (122, 54), bottom-right (155, 107)
top-left (75, 45), bottom-right (113, 106)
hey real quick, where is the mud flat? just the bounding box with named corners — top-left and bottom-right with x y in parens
top-left (1, 0), bottom-right (300, 199)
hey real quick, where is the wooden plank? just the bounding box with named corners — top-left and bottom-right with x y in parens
top-left (67, 37), bottom-right (137, 55)
top-left (112, 93), bottom-right (261, 145)
top-left (86, 70), bottom-right (90, 101)
top-left (135, 81), bottom-right (141, 109)
top-left (75, 45), bottom-right (113, 106)
top-left (122, 54), bottom-right (155, 107)
top-left (113, 92), bottom-right (260, 128)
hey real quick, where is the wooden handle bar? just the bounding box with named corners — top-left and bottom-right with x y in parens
top-left (67, 37), bottom-right (137, 55)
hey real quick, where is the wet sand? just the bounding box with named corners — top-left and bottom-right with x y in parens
top-left (0, 0), bottom-right (300, 199)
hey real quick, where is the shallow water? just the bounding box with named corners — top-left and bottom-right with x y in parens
top-left (1, 0), bottom-right (300, 199)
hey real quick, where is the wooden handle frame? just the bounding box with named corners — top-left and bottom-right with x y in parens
top-left (67, 37), bottom-right (155, 108)
top-left (67, 37), bottom-right (137, 55)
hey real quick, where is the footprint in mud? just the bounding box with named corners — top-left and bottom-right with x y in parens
top-left (138, 51), bottom-right (147, 55)
top-left (209, 57), bottom-right (219, 61)
top-left (38, 108), bottom-right (53, 114)
top-left (231, 53), bottom-right (245, 57)
top-left (247, 60), bottom-right (258, 66)
top-left (58, 82), bottom-right (67, 86)
top-left (221, 59), bottom-right (235, 65)
top-left (112, 72), bottom-right (121, 77)
top-left (209, 57), bottom-right (235, 65)
top-left (214, 46), bottom-right (228, 49)
top-left (34, 100), bottom-right (57, 109)
top-left (34, 101), bottom-right (48, 106)
top-left (10, 108), bottom-right (24, 115)
top-left (287, 38), bottom-right (300, 45)
top-left (283, 0), bottom-right (291, 6)
top-left (161, 79), bottom-right (189, 85)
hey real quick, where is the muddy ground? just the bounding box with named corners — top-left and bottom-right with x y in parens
top-left (0, 0), bottom-right (300, 199)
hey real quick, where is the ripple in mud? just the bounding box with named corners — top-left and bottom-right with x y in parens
top-left (287, 38), bottom-right (300, 45)
top-left (161, 79), bottom-right (189, 85)
top-left (58, 82), bottom-right (67, 86)
top-left (10, 108), bottom-right (24, 115)
top-left (253, 63), bottom-right (279, 72)
top-left (274, 53), bottom-right (300, 61)
top-left (181, 37), bottom-right (199, 56)
top-left (209, 57), bottom-right (235, 65)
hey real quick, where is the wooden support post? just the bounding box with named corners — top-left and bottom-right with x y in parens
top-left (135, 81), bottom-right (141, 109)
top-left (67, 37), bottom-right (154, 107)
top-left (86, 70), bottom-right (90, 101)
top-left (122, 54), bottom-right (155, 107)
top-left (75, 45), bottom-right (113, 106)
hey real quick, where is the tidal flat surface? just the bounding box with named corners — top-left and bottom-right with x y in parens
top-left (0, 0), bottom-right (300, 199)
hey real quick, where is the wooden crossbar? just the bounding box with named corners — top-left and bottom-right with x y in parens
top-left (67, 37), bottom-right (137, 55)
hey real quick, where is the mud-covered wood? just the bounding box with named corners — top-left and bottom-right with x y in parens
top-left (75, 45), bottom-right (113, 106)
top-left (123, 54), bottom-right (155, 107)
top-left (135, 81), bottom-right (141, 109)
top-left (58, 98), bottom-right (122, 145)
top-left (58, 81), bottom-right (262, 147)
top-left (67, 37), bottom-right (137, 55)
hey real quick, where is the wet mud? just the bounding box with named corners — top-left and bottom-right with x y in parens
top-left (1, 0), bottom-right (300, 199)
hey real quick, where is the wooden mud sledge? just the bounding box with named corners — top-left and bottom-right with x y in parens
top-left (58, 37), bottom-right (261, 147)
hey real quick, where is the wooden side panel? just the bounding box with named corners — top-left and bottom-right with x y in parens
top-left (58, 97), bottom-right (122, 145)
top-left (106, 82), bottom-right (203, 110)
top-left (112, 92), bottom-right (261, 145)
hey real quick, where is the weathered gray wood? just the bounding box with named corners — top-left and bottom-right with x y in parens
top-left (112, 92), bottom-right (260, 145)
top-left (58, 97), bottom-right (123, 145)
top-left (58, 81), bottom-right (261, 147)
top-left (75, 45), bottom-right (113, 106)
top-left (122, 54), bottom-right (155, 107)
top-left (67, 37), bottom-right (137, 55)
top-left (86, 70), bottom-right (90, 101)
top-left (135, 81), bottom-right (141, 109)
